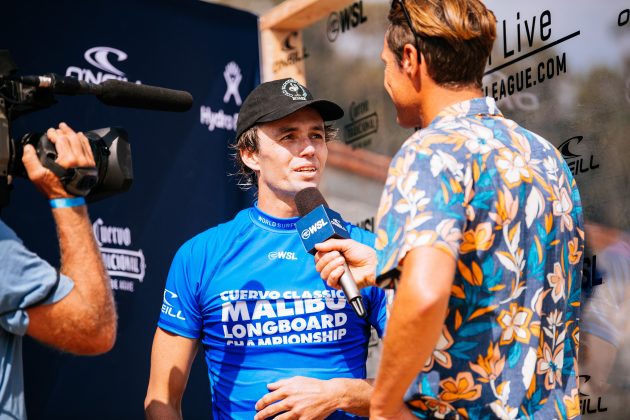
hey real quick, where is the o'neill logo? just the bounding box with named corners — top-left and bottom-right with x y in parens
top-left (162, 289), bottom-right (186, 320)
top-left (199, 61), bottom-right (242, 132)
top-left (268, 251), bottom-right (298, 261)
top-left (93, 218), bottom-right (146, 293)
top-left (273, 32), bottom-right (309, 74)
top-left (301, 219), bottom-right (328, 240)
top-left (66, 46), bottom-right (142, 84)
top-left (558, 135), bottom-right (599, 176)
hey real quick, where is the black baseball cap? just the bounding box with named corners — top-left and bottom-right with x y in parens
top-left (235, 78), bottom-right (344, 139)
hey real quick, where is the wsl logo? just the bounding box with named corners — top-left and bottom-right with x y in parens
top-left (558, 136), bottom-right (599, 176)
top-left (162, 289), bottom-right (186, 320)
top-left (93, 218), bottom-right (146, 293)
top-left (301, 219), bottom-right (329, 240)
top-left (268, 251), bottom-right (298, 261)
top-left (66, 46), bottom-right (141, 84)
top-left (327, 1), bottom-right (368, 42)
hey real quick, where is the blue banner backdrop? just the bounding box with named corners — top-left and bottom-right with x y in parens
top-left (1, 0), bottom-right (259, 417)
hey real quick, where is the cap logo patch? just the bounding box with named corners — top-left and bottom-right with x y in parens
top-left (282, 79), bottom-right (308, 101)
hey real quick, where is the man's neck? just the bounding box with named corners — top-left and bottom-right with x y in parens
top-left (420, 84), bottom-right (483, 128)
top-left (256, 188), bottom-right (299, 219)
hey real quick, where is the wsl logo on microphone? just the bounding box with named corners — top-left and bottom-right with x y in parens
top-left (66, 46), bottom-right (142, 84)
top-left (301, 219), bottom-right (329, 240)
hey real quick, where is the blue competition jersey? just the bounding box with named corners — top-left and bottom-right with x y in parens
top-left (158, 205), bottom-right (388, 419)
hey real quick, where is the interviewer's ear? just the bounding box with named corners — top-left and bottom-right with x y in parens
top-left (402, 43), bottom-right (420, 76)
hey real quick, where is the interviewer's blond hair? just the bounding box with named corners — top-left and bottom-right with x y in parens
top-left (387, 0), bottom-right (496, 89)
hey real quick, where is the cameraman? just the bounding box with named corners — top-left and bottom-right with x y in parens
top-left (0, 123), bottom-right (117, 419)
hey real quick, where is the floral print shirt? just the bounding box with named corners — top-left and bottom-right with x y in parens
top-left (375, 97), bottom-right (584, 419)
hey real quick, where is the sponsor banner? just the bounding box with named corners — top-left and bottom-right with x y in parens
top-left (1, 0), bottom-right (259, 418)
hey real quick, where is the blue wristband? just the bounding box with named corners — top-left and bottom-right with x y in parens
top-left (49, 197), bottom-right (86, 208)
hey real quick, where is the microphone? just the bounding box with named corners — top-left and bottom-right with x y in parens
top-left (295, 187), bottom-right (367, 319)
top-left (97, 80), bottom-right (193, 112)
top-left (11, 74), bottom-right (193, 112)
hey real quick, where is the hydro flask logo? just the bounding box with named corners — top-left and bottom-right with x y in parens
top-left (558, 136), bottom-right (599, 176)
top-left (223, 61), bottom-right (243, 106)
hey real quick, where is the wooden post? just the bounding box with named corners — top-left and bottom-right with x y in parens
top-left (259, 0), bottom-right (353, 83)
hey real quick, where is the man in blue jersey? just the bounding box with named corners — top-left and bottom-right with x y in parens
top-left (145, 78), bottom-right (388, 419)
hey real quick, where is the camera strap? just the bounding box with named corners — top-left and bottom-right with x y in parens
top-left (43, 159), bottom-right (97, 197)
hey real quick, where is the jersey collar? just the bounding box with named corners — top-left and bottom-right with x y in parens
top-left (250, 202), bottom-right (299, 232)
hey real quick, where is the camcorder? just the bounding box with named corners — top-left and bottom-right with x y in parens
top-left (0, 49), bottom-right (193, 210)
top-left (0, 50), bottom-right (133, 209)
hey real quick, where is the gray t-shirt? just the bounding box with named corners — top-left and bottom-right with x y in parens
top-left (0, 218), bottom-right (74, 419)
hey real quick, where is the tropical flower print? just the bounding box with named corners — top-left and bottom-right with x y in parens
top-left (460, 222), bottom-right (495, 254)
top-left (495, 147), bottom-right (533, 188)
top-left (375, 97), bottom-right (583, 418)
top-left (497, 303), bottom-right (533, 345)
top-left (537, 342), bottom-right (565, 390)
top-left (424, 326), bottom-right (455, 371)
top-left (439, 372), bottom-right (482, 403)
top-left (563, 388), bottom-right (581, 419)
top-left (547, 263), bottom-right (566, 303)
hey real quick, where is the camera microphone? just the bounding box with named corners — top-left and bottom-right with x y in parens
top-left (11, 74), bottom-right (193, 112)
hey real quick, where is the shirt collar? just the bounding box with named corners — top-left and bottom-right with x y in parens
top-left (430, 97), bottom-right (503, 127)
top-left (249, 202), bottom-right (299, 232)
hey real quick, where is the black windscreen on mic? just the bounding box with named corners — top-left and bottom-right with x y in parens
top-left (295, 187), bottom-right (328, 217)
top-left (97, 80), bottom-right (193, 112)
top-left (294, 187), bottom-right (367, 318)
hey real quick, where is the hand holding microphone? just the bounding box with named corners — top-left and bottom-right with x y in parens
top-left (314, 239), bottom-right (377, 290)
top-left (295, 187), bottom-right (377, 318)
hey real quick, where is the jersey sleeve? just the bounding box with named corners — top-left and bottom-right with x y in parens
top-left (0, 220), bottom-right (74, 336)
top-left (376, 139), bottom-right (469, 274)
top-left (157, 238), bottom-right (204, 339)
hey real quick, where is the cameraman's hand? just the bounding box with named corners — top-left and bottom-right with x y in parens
top-left (22, 122), bottom-right (95, 199)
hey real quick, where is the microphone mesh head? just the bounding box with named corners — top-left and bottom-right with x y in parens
top-left (295, 187), bottom-right (328, 216)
